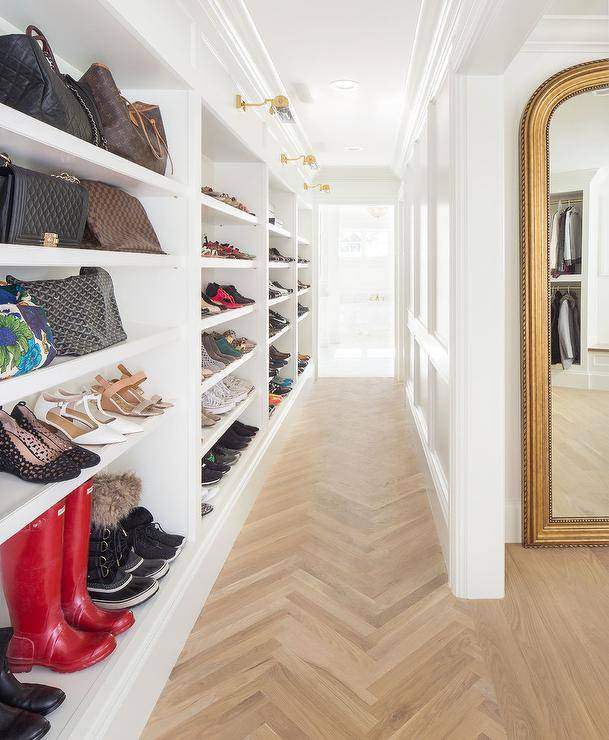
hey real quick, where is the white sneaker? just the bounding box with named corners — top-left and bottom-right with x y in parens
top-left (201, 389), bottom-right (235, 414)
top-left (223, 375), bottom-right (254, 394)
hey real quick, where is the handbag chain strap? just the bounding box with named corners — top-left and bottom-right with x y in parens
top-left (51, 172), bottom-right (81, 184)
top-left (26, 25), bottom-right (108, 151)
top-left (64, 78), bottom-right (109, 151)
top-left (0, 152), bottom-right (11, 167)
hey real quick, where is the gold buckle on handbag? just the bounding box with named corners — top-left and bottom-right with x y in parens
top-left (42, 232), bottom-right (59, 247)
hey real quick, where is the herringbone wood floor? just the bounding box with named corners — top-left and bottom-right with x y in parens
top-left (144, 379), bottom-right (507, 739)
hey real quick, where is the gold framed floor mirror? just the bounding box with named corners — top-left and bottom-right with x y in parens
top-left (521, 59), bottom-right (609, 546)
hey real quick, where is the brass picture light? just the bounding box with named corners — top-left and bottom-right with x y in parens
top-left (236, 94), bottom-right (294, 122)
top-left (281, 153), bottom-right (319, 170)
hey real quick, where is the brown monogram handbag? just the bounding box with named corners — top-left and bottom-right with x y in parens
top-left (78, 63), bottom-right (171, 175)
top-left (80, 181), bottom-right (165, 254)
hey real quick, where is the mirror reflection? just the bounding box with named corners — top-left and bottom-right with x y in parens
top-left (550, 88), bottom-right (609, 517)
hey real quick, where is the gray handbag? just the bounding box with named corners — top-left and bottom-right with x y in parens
top-left (7, 268), bottom-right (126, 356)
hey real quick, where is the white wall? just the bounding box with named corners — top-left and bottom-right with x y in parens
top-left (402, 74), bottom-right (451, 547)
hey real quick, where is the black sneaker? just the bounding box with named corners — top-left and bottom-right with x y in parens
top-left (270, 345), bottom-right (291, 360)
top-left (213, 445), bottom-right (241, 461)
top-left (232, 420), bottom-right (258, 437)
top-left (123, 547), bottom-right (169, 580)
top-left (202, 451), bottom-right (232, 473)
top-left (203, 467), bottom-right (224, 485)
top-left (121, 515), bottom-right (181, 562)
top-left (219, 430), bottom-right (250, 450)
top-left (122, 507), bottom-right (185, 549)
top-left (224, 285), bottom-right (255, 304)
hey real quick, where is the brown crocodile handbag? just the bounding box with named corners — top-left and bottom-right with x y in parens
top-left (80, 181), bottom-right (165, 254)
top-left (78, 63), bottom-right (171, 175)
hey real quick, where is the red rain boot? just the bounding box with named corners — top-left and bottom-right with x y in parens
top-left (62, 481), bottom-right (134, 635)
top-left (0, 500), bottom-right (116, 673)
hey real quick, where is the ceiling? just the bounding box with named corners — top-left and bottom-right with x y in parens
top-left (243, 0), bottom-right (421, 168)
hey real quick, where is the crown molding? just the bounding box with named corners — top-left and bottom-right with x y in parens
top-left (196, 0), bottom-right (315, 177)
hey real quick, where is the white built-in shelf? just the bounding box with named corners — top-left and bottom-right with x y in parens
top-left (201, 257), bottom-right (257, 269)
top-left (201, 392), bottom-right (257, 454)
top-left (268, 262), bottom-right (291, 269)
top-left (268, 223), bottom-right (292, 238)
top-left (268, 294), bottom-right (291, 307)
top-left (269, 362), bottom-right (313, 426)
top-left (268, 324), bottom-right (291, 345)
top-left (200, 305), bottom-right (255, 330)
top-left (0, 323), bottom-right (182, 407)
top-left (297, 311), bottom-right (311, 323)
top-left (297, 287), bottom-right (310, 296)
top-left (0, 104), bottom-right (187, 198)
top-left (201, 193), bottom-right (258, 225)
top-left (0, 244), bottom-right (184, 268)
top-left (0, 410), bottom-right (171, 547)
top-left (298, 262), bottom-right (310, 269)
top-left (550, 274), bottom-right (582, 283)
top-left (297, 236), bottom-right (311, 246)
top-left (201, 350), bottom-right (255, 394)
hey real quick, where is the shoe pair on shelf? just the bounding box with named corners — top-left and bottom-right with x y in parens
top-left (202, 187), bottom-right (255, 216)
top-left (201, 332), bottom-right (256, 379)
top-left (269, 345), bottom-right (290, 371)
top-left (201, 420), bottom-right (258, 490)
top-left (201, 236), bottom-right (255, 261)
top-left (269, 247), bottom-right (293, 263)
top-left (297, 303), bottom-right (310, 317)
top-left (269, 287), bottom-right (283, 299)
top-left (87, 474), bottom-right (184, 612)
top-left (0, 626), bottom-right (64, 739)
top-left (298, 354), bottom-right (311, 375)
top-left (272, 281), bottom-right (293, 295)
top-left (298, 280), bottom-right (310, 290)
top-left (203, 283), bottom-right (255, 312)
top-left (297, 256), bottom-right (310, 264)
top-left (269, 310), bottom-right (290, 337)
top-left (201, 375), bottom-right (254, 417)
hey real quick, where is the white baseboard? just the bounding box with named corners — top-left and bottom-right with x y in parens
top-left (505, 498), bottom-right (521, 543)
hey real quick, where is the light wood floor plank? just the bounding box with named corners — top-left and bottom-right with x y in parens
top-left (144, 378), bottom-right (609, 739)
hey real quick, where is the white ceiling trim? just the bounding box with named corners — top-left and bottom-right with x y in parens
top-left (197, 0), bottom-right (315, 173)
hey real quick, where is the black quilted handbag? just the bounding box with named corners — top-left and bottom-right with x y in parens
top-left (6, 268), bottom-right (127, 356)
top-left (0, 154), bottom-right (88, 248)
top-left (0, 25), bottom-right (106, 147)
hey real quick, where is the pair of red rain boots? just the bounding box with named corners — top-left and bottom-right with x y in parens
top-left (0, 481), bottom-right (134, 673)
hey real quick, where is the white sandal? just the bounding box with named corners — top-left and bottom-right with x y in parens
top-left (34, 393), bottom-right (126, 445)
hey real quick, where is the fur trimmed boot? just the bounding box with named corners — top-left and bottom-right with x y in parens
top-left (87, 473), bottom-right (164, 611)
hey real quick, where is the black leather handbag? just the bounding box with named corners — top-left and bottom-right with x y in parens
top-left (0, 26), bottom-right (106, 147)
top-left (0, 154), bottom-right (88, 248)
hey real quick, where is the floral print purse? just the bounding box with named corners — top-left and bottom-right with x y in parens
top-left (0, 282), bottom-right (56, 380)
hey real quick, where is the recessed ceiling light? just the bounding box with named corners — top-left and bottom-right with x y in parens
top-left (345, 145), bottom-right (363, 152)
top-left (330, 79), bottom-right (360, 92)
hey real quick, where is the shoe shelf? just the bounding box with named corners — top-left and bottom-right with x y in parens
top-left (201, 392), bottom-right (257, 455)
top-left (201, 350), bottom-right (256, 394)
top-left (0, 410), bottom-right (172, 547)
top-left (297, 236), bottom-right (311, 246)
top-left (268, 294), bottom-right (291, 307)
top-left (201, 193), bottom-right (259, 226)
top-left (201, 257), bottom-right (257, 269)
top-left (200, 305), bottom-right (256, 330)
top-left (0, 244), bottom-right (185, 268)
top-left (0, 323), bottom-right (182, 407)
top-left (297, 288), bottom-right (310, 296)
top-left (268, 223), bottom-right (292, 238)
top-left (0, 103), bottom-right (187, 198)
top-left (297, 311), bottom-right (311, 323)
top-left (268, 262), bottom-right (291, 269)
top-left (268, 324), bottom-right (291, 345)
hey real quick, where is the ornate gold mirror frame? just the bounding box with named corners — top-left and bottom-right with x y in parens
top-left (521, 59), bottom-right (609, 546)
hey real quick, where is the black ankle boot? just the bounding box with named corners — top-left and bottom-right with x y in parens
top-left (0, 701), bottom-right (50, 740)
top-left (0, 628), bottom-right (65, 716)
